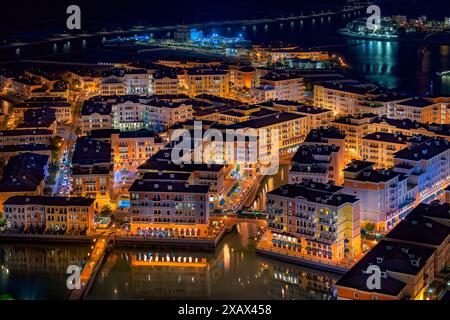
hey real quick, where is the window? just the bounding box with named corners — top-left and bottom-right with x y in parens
top-left (354, 292), bottom-right (360, 299)
top-left (372, 296), bottom-right (379, 300)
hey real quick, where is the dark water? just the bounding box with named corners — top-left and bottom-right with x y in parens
top-left (4, 10), bottom-right (449, 95)
top-left (87, 223), bottom-right (338, 300)
top-left (0, 244), bottom-right (90, 299)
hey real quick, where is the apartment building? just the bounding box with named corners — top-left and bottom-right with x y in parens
top-left (14, 100), bottom-right (72, 124)
top-left (336, 202), bottom-right (450, 300)
top-left (393, 138), bottom-right (450, 202)
top-left (259, 73), bottom-right (304, 102)
top-left (128, 180), bottom-right (210, 236)
top-left (289, 144), bottom-right (344, 185)
top-left (233, 112), bottom-right (307, 156)
top-left (263, 181), bottom-right (361, 265)
top-left (0, 129), bottom-right (53, 145)
top-left (0, 153), bottom-right (48, 211)
top-left (3, 196), bottom-right (95, 233)
top-left (185, 68), bottom-right (230, 98)
top-left (361, 132), bottom-right (428, 169)
top-left (80, 99), bottom-right (112, 135)
top-left (343, 160), bottom-right (414, 232)
top-left (393, 97), bottom-right (450, 124)
top-left (331, 114), bottom-right (377, 161)
top-left (71, 137), bottom-right (113, 209)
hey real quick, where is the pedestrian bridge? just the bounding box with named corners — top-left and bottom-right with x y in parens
top-left (68, 233), bottom-right (115, 300)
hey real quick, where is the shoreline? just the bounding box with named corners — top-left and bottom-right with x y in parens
top-left (0, 227), bottom-right (227, 251)
top-left (337, 28), bottom-right (450, 45)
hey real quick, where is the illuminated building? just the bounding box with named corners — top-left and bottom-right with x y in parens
top-left (0, 69), bottom-right (15, 94)
top-left (257, 101), bottom-right (333, 132)
top-left (0, 144), bottom-right (51, 165)
top-left (110, 130), bottom-right (164, 172)
top-left (123, 69), bottom-right (152, 95)
top-left (152, 71), bottom-right (179, 95)
top-left (0, 129), bottom-right (53, 145)
top-left (100, 74), bottom-right (126, 96)
top-left (335, 240), bottom-right (435, 300)
top-left (393, 97), bottom-right (450, 124)
top-left (336, 202), bottom-right (450, 300)
top-left (259, 73), bottom-right (304, 102)
top-left (128, 180), bottom-right (210, 235)
top-left (80, 98), bottom-right (112, 135)
top-left (144, 98), bottom-right (193, 129)
top-left (260, 181), bottom-right (361, 268)
top-left (289, 144), bottom-right (344, 185)
top-left (0, 153), bottom-right (48, 211)
top-left (229, 65), bottom-right (257, 89)
top-left (343, 160), bottom-right (414, 232)
top-left (233, 112), bottom-right (308, 156)
top-left (156, 58), bottom-right (222, 69)
top-left (185, 68), bottom-right (230, 98)
top-left (250, 85), bottom-right (277, 103)
top-left (65, 68), bottom-right (101, 93)
top-left (393, 138), bottom-right (450, 202)
top-left (215, 106), bottom-right (278, 125)
top-left (303, 127), bottom-right (346, 160)
top-left (71, 137), bottom-right (113, 209)
top-left (331, 114), bottom-right (377, 161)
top-left (11, 76), bottom-right (42, 98)
top-left (314, 83), bottom-right (379, 116)
top-left (138, 157), bottom-right (226, 207)
top-left (250, 46), bottom-right (330, 67)
top-left (3, 196), bottom-right (95, 233)
top-left (357, 94), bottom-right (409, 117)
top-left (14, 100), bottom-right (73, 124)
top-left (16, 108), bottom-right (57, 134)
top-left (360, 132), bottom-right (429, 169)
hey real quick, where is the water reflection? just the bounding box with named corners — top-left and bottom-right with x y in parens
top-left (251, 164), bottom-right (289, 212)
top-left (87, 223), bottom-right (338, 300)
top-left (0, 244), bottom-right (90, 300)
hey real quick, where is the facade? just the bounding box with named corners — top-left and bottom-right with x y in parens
top-left (0, 153), bottom-right (49, 211)
top-left (393, 97), bottom-right (450, 124)
top-left (71, 137), bottom-right (113, 209)
top-left (331, 114), bottom-right (377, 161)
top-left (128, 180), bottom-right (210, 236)
top-left (185, 69), bottom-right (230, 98)
top-left (336, 202), bottom-right (450, 300)
top-left (0, 129), bottom-right (53, 145)
top-left (3, 196), bottom-right (95, 233)
top-left (260, 73), bottom-right (304, 102)
top-left (343, 160), bottom-right (414, 232)
top-left (14, 100), bottom-right (72, 124)
top-left (261, 181), bottom-right (361, 266)
top-left (80, 99), bottom-right (112, 135)
top-left (393, 137), bottom-right (450, 203)
top-left (111, 130), bottom-right (164, 172)
top-left (361, 132), bottom-right (423, 169)
top-left (289, 144), bottom-right (344, 185)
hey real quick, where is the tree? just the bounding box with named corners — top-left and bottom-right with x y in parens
top-left (100, 205), bottom-right (112, 217)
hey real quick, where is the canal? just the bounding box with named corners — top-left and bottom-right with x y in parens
top-left (86, 223), bottom-right (338, 300)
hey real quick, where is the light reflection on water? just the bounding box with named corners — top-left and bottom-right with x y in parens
top-left (87, 223), bottom-right (339, 300)
top-left (0, 244), bottom-right (91, 300)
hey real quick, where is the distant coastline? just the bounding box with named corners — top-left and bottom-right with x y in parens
top-left (338, 28), bottom-right (450, 45)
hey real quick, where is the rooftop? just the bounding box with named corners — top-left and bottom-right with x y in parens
top-left (4, 196), bottom-right (95, 207)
